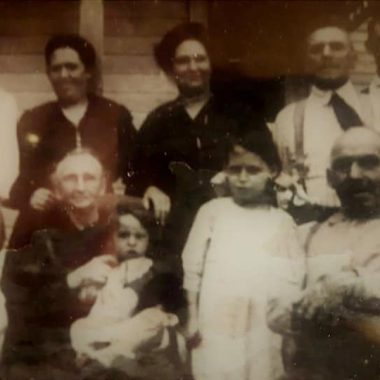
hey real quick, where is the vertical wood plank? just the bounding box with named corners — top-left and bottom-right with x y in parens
top-left (188, 0), bottom-right (209, 26)
top-left (79, 0), bottom-right (104, 56)
top-left (79, 0), bottom-right (104, 92)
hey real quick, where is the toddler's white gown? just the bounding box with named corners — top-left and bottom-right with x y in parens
top-left (182, 198), bottom-right (305, 380)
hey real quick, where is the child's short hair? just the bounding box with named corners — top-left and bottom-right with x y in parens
top-left (228, 130), bottom-right (281, 173)
top-left (116, 201), bottom-right (156, 231)
top-left (114, 201), bottom-right (161, 257)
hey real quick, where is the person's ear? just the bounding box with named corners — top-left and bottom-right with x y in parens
top-left (270, 166), bottom-right (280, 179)
top-left (348, 45), bottom-right (357, 70)
top-left (53, 187), bottom-right (63, 201)
top-left (85, 69), bottom-right (92, 81)
top-left (210, 171), bottom-right (229, 197)
top-left (327, 168), bottom-right (338, 190)
top-left (99, 175), bottom-right (107, 196)
top-left (365, 37), bottom-right (373, 54)
top-left (45, 60), bottom-right (52, 77)
top-left (365, 21), bottom-right (378, 55)
top-left (168, 71), bottom-right (179, 85)
top-left (167, 60), bottom-right (181, 83)
top-left (50, 173), bottom-right (63, 200)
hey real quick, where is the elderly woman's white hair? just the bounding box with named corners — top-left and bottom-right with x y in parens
top-left (50, 147), bottom-right (107, 188)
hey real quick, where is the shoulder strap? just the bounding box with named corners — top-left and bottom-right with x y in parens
top-left (293, 99), bottom-right (306, 160)
top-left (304, 221), bottom-right (322, 255)
top-left (292, 99), bottom-right (309, 189)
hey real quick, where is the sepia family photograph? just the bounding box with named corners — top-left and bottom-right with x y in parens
top-left (0, 1), bottom-right (380, 379)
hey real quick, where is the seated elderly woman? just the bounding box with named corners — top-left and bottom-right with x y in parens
top-left (1, 149), bottom-right (122, 380)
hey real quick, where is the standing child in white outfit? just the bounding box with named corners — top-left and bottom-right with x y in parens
top-left (182, 135), bottom-right (305, 380)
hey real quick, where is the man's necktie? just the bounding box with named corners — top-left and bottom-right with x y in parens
top-left (329, 92), bottom-right (363, 130)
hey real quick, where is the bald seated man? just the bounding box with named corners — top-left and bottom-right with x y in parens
top-left (285, 127), bottom-right (380, 379)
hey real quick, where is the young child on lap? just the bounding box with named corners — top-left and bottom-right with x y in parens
top-left (70, 204), bottom-right (186, 379)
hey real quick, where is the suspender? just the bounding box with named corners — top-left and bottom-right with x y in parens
top-left (292, 100), bottom-right (308, 189)
top-left (304, 221), bottom-right (322, 254)
top-left (294, 99), bottom-right (306, 161)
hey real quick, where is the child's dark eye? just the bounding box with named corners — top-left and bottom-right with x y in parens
top-left (227, 165), bottom-right (261, 175)
top-left (245, 166), bottom-right (261, 175)
top-left (118, 232), bottom-right (130, 239)
top-left (226, 166), bottom-right (241, 175)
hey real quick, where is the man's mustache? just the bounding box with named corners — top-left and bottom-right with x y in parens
top-left (336, 178), bottom-right (377, 197)
top-left (70, 191), bottom-right (90, 197)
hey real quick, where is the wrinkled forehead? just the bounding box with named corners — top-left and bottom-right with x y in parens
top-left (331, 130), bottom-right (380, 162)
top-left (55, 153), bottom-right (103, 178)
top-left (308, 26), bottom-right (350, 46)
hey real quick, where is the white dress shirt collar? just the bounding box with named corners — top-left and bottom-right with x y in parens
top-left (310, 80), bottom-right (358, 108)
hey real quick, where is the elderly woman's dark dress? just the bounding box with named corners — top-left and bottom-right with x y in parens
top-left (8, 94), bottom-right (136, 249)
top-left (1, 214), bottom-right (114, 380)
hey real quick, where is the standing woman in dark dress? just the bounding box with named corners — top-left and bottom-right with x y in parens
top-left (8, 34), bottom-right (136, 249)
top-left (132, 22), bottom-right (279, 269)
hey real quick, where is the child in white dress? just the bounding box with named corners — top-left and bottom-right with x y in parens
top-left (70, 204), bottom-right (186, 379)
top-left (182, 136), bottom-right (305, 380)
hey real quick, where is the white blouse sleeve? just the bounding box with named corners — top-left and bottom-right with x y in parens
top-left (182, 201), bottom-right (215, 293)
